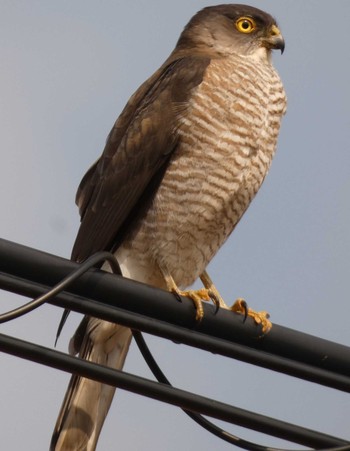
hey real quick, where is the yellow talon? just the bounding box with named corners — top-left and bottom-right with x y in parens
top-left (162, 269), bottom-right (212, 321)
top-left (172, 288), bottom-right (211, 321)
top-left (161, 268), bottom-right (272, 331)
top-left (231, 298), bottom-right (272, 334)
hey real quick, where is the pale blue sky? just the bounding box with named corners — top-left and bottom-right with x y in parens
top-left (0, 1), bottom-right (349, 450)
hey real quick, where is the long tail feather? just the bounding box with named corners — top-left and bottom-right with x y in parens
top-left (51, 318), bottom-right (132, 451)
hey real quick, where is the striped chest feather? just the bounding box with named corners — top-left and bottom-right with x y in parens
top-left (118, 53), bottom-right (286, 287)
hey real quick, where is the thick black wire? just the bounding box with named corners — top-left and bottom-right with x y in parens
top-left (0, 251), bottom-right (348, 451)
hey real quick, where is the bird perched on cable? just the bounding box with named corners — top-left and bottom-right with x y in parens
top-left (51, 4), bottom-right (286, 450)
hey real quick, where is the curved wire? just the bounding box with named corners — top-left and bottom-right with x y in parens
top-left (133, 331), bottom-right (350, 451)
top-left (0, 251), bottom-right (120, 325)
top-left (54, 253), bottom-right (121, 345)
top-left (0, 250), bottom-right (348, 451)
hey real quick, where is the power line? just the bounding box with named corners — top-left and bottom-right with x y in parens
top-left (0, 238), bottom-right (349, 449)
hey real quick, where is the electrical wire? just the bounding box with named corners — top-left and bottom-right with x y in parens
top-left (0, 251), bottom-right (120, 325)
top-left (0, 250), bottom-right (348, 450)
top-left (54, 252), bottom-right (121, 345)
top-left (133, 330), bottom-right (350, 451)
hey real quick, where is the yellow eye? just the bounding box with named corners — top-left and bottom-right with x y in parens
top-left (235, 17), bottom-right (256, 34)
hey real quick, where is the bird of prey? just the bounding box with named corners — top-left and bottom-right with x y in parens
top-left (51, 4), bottom-right (286, 450)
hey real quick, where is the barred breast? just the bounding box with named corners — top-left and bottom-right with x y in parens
top-left (116, 53), bottom-right (286, 289)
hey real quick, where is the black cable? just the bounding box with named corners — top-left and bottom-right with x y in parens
top-left (133, 330), bottom-right (271, 451)
top-left (0, 249), bottom-right (295, 449)
top-left (0, 250), bottom-right (120, 326)
top-left (54, 252), bottom-right (121, 344)
top-left (0, 249), bottom-right (348, 450)
top-left (2, 239), bottom-right (350, 389)
top-left (133, 330), bottom-right (350, 451)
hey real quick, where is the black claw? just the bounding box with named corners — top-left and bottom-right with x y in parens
top-left (208, 290), bottom-right (220, 314)
top-left (241, 300), bottom-right (249, 323)
top-left (173, 291), bottom-right (182, 303)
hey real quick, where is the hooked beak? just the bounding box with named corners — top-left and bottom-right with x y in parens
top-left (262, 24), bottom-right (285, 54)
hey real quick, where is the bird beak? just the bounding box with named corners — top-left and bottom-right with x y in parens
top-left (263, 24), bottom-right (285, 54)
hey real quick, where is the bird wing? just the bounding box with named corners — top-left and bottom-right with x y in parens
top-left (72, 55), bottom-right (211, 262)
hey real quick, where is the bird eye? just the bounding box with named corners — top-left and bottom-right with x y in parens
top-left (235, 17), bottom-right (256, 33)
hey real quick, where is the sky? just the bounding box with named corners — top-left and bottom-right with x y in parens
top-left (0, 1), bottom-right (349, 450)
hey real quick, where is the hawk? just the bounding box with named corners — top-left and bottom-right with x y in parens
top-left (51, 4), bottom-right (286, 450)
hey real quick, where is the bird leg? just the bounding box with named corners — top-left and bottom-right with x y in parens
top-left (199, 271), bottom-right (227, 309)
top-left (200, 271), bottom-right (272, 334)
top-left (162, 270), bottom-right (212, 321)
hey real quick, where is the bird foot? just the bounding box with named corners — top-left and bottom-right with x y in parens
top-left (163, 270), bottom-right (220, 321)
top-left (230, 298), bottom-right (272, 334)
top-left (172, 287), bottom-right (212, 321)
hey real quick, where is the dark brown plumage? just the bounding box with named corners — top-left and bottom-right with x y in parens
top-left (72, 56), bottom-right (210, 262)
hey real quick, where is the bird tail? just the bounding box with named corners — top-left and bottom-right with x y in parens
top-left (50, 318), bottom-right (132, 451)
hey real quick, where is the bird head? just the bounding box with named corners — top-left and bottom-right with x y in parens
top-left (176, 4), bottom-right (285, 58)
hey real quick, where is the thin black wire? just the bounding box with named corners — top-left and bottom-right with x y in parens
top-left (132, 330), bottom-right (350, 451)
top-left (54, 253), bottom-right (121, 345)
top-left (0, 251), bottom-right (348, 451)
top-left (133, 330), bottom-right (271, 451)
top-left (0, 251), bottom-right (120, 326)
top-left (2, 239), bottom-right (350, 391)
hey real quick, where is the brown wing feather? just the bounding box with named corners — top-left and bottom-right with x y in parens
top-left (71, 55), bottom-right (211, 262)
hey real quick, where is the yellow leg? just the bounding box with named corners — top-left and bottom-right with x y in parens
top-left (161, 267), bottom-right (272, 333)
top-left (201, 271), bottom-right (272, 334)
top-left (200, 271), bottom-right (227, 309)
top-left (162, 270), bottom-right (211, 321)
